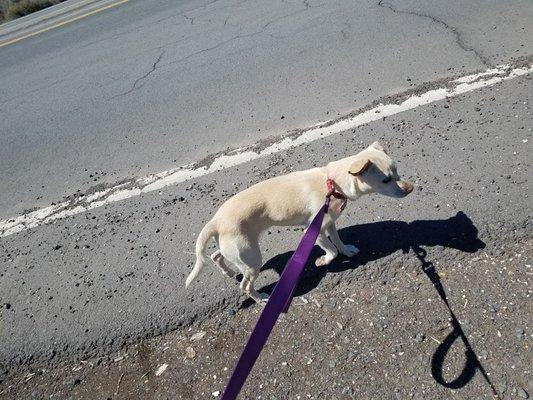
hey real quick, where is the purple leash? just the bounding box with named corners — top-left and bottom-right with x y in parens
top-left (220, 195), bottom-right (331, 400)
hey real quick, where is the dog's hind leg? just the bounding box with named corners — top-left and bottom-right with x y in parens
top-left (219, 234), bottom-right (267, 304)
top-left (243, 269), bottom-right (269, 304)
top-left (238, 273), bottom-right (267, 304)
top-left (211, 250), bottom-right (237, 278)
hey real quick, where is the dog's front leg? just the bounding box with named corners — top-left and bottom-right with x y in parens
top-left (315, 232), bottom-right (338, 266)
top-left (326, 223), bottom-right (359, 257)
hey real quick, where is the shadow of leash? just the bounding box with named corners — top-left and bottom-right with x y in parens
top-left (413, 246), bottom-right (499, 398)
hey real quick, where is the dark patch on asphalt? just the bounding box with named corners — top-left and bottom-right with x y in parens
top-left (62, 177), bottom-right (137, 204)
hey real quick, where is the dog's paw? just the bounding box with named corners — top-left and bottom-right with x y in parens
top-left (341, 245), bottom-right (359, 257)
top-left (315, 255), bottom-right (334, 266)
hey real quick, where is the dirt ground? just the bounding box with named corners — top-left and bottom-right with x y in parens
top-left (1, 237), bottom-right (531, 400)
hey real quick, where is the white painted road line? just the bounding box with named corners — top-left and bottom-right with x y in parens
top-left (1, 63), bottom-right (531, 237)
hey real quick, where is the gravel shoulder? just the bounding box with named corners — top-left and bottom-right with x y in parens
top-left (1, 238), bottom-right (531, 399)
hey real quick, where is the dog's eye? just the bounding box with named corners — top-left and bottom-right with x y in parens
top-left (382, 176), bottom-right (392, 183)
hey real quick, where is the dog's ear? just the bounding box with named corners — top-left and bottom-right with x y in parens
top-left (349, 159), bottom-right (372, 176)
top-left (369, 141), bottom-right (385, 152)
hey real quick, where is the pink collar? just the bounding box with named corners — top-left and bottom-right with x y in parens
top-left (326, 178), bottom-right (347, 211)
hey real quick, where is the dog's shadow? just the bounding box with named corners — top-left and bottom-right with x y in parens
top-left (240, 211), bottom-right (500, 395)
top-left (247, 211), bottom-right (485, 302)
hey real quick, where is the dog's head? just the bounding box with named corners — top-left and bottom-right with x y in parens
top-left (346, 142), bottom-right (413, 198)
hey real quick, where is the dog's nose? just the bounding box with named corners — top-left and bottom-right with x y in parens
top-left (402, 182), bottom-right (414, 194)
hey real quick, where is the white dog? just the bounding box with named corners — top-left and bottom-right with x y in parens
top-left (186, 142), bottom-right (413, 303)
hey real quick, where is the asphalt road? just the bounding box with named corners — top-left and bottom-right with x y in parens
top-left (1, 0), bottom-right (532, 219)
top-left (0, 0), bottom-right (532, 375)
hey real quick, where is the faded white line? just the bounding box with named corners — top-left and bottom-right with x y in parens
top-left (1, 63), bottom-right (531, 237)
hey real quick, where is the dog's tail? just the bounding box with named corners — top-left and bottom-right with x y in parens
top-left (185, 220), bottom-right (217, 288)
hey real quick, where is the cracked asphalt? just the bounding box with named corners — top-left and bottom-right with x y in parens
top-left (1, 0), bottom-right (532, 219)
top-left (0, 0), bottom-right (532, 398)
top-left (377, 0), bottom-right (492, 67)
top-left (2, 69), bottom-right (532, 380)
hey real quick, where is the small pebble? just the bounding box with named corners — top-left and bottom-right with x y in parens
top-left (155, 364), bottom-right (168, 376)
top-left (190, 331), bottom-right (206, 341)
top-left (185, 347), bottom-right (196, 359)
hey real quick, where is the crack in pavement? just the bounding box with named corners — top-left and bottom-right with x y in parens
top-left (151, 0), bottom-right (249, 27)
top-left (77, 0), bottom-right (230, 65)
top-left (377, 0), bottom-right (492, 67)
top-left (163, 6), bottom-right (314, 68)
top-left (103, 3), bottom-right (314, 97)
top-left (111, 48), bottom-right (165, 98)
top-left (80, 1), bottom-right (324, 93)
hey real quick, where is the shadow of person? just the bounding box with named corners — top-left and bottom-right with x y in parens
top-left (242, 211), bottom-right (499, 397)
